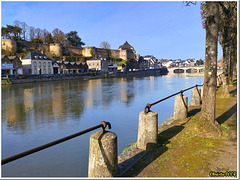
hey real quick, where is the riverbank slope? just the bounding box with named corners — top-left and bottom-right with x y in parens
top-left (123, 79), bottom-right (237, 177)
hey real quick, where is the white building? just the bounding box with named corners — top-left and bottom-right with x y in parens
top-left (21, 52), bottom-right (53, 75)
top-left (86, 57), bottom-right (108, 73)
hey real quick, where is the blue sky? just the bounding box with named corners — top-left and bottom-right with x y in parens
top-left (1, 1), bottom-right (223, 60)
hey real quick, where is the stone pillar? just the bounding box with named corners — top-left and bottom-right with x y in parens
top-left (137, 111), bottom-right (158, 151)
top-left (173, 94), bottom-right (188, 119)
top-left (217, 78), bottom-right (220, 86)
top-left (190, 87), bottom-right (201, 106)
top-left (201, 85), bottom-right (204, 98)
top-left (88, 130), bottom-right (118, 177)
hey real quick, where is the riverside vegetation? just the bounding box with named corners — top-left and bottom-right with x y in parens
top-left (122, 79), bottom-right (237, 177)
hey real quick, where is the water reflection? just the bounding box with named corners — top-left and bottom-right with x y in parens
top-left (2, 77), bottom-right (140, 134)
top-left (2, 75), bottom-right (204, 177)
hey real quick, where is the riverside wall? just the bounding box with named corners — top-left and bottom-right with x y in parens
top-left (7, 68), bottom-right (169, 84)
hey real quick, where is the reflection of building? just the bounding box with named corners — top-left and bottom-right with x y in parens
top-left (21, 52), bottom-right (53, 75)
top-left (1, 55), bottom-right (23, 75)
top-left (85, 79), bottom-right (103, 108)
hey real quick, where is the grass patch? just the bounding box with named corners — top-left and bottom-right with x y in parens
top-left (123, 81), bottom-right (237, 177)
top-left (122, 142), bottom-right (136, 154)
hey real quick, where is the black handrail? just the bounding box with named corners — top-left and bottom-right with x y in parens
top-left (144, 72), bottom-right (224, 113)
top-left (2, 121), bottom-right (111, 165)
top-left (144, 84), bottom-right (203, 113)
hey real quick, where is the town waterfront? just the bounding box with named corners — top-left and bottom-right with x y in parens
top-left (2, 74), bottom-right (203, 177)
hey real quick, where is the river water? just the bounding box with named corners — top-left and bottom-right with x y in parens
top-left (1, 74), bottom-right (203, 177)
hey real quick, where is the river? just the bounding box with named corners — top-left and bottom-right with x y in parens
top-left (1, 74), bottom-right (203, 177)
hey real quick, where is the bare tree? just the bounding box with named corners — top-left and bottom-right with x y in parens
top-left (42, 28), bottom-right (49, 44)
top-left (20, 22), bottom-right (28, 41)
top-left (35, 28), bottom-right (42, 39)
top-left (100, 41), bottom-right (111, 49)
top-left (29, 26), bottom-right (35, 41)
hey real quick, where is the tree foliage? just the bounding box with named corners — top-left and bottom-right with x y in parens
top-left (52, 28), bottom-right (68, 45)
top-left (66, 31), bottom-right (85, 47)
top-left (1, 20), bottom-right (86, 49)
top-left (1, 25), bottom-right (22, 40)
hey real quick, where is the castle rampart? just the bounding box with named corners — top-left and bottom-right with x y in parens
top-left (1, 39), bottom-right (139, 61)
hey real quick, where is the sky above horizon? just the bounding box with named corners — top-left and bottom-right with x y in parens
top-left (1, 1), bottom-right (223, 60)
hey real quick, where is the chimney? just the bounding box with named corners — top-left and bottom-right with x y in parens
top-left (41, 50), bottom-right (44, 54)
top-left (19, 56), bottom-right (22, 60)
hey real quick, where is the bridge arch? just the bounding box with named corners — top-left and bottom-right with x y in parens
top-left (186, 68), bottom-right (198, 73)
top-left (173, 69), bottom-right (184, 73)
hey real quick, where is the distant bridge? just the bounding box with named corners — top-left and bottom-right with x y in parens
top-left (167, 66), bottom-right (204, 74)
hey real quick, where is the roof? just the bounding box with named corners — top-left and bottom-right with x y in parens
top-left (88, 57), bottom-right (106, 61)
top-left (1, 55), bottom-right (7, 60)
top-left (23, 52), bottom-right (52, 60)
top-left (8, 56), bottom-right (18, 60)
top-left (119, 41), bottom-right (133, 50)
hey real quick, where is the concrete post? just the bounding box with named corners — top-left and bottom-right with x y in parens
top-left (173, 94), bottom-right (188, 119)
top-left (217, 78), bottom-right (220, 86)
top-left (190, 87), bottom-right (201, 106)
top-left (88, 130), bottom-right (118, 177)
top-left (137, 111), bottom-right (158, 151)
top-left (201, 85), bottom-right (204, 98)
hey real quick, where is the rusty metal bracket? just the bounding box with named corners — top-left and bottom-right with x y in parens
top-left (180, 90), bottom-right (184, 96)
top-left (144, 103), bottom-right (151, 114)
top-left (100, 121), bottom-right (111, 132)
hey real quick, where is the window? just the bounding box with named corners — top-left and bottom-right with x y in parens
top-left (43, 68), bottom-right (46, 74)
top-left (34, 61), bottom-right (37, 67)
top-left (39, 62), bottom-right (41, 67)
top-left (48, 69), bottom-right (51, 74)
top-left (34, 68), bottom-right (37, 74)
top-left (15, 62), bottom-right (18, 68)
top-left (43, 62), bottom-right (46, 67)
top-left (48, 62), bottom-right (50, 67)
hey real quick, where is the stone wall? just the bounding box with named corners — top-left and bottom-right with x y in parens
top-left (95, 48), bottom-right (108, 58)
top-left (110, 50), bottom-right (120, 59)
top-left (1, 39), bottom-right (17, 52)
top-left (119, 49), bottom-right (127, 60)
top-left (64, 46), bottom-right (82, 56)
top-left (82, 46), bottom-right (95, 57)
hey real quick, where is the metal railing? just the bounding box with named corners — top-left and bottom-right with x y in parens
top-left (144, 72), bottom-right (224, 113)
top-left (144, 84), bottom-right (203, 113)
top-left (2, 121), bottom-right (111, 165)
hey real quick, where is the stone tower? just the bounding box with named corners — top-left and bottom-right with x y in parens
top-left (50, 43), bottom-right (62, 57)
top-left (1, 39), bottom-right (17, 53)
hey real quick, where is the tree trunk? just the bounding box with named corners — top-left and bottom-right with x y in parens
top-left (228, 41), bottom-right (234, 85)
top-left (201, 2), bottom-right (219, 129)
top-left (221, 44), bottom-right (230, 96)
top-left (232, 38), bottom-right (237, 78)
